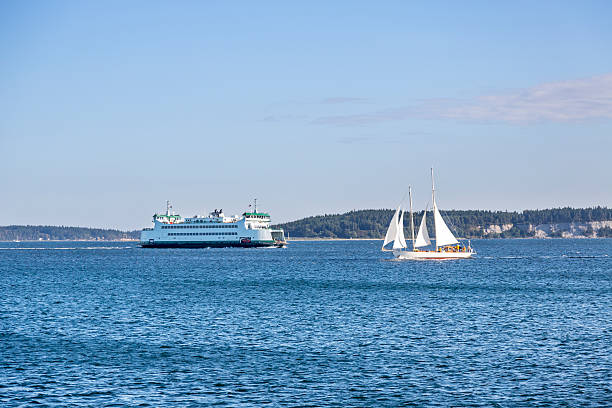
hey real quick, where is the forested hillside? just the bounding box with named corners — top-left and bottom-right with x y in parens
top-left (2, 207), bottom-right (611, 240)
top-left (273, 207), bottom-right (612, 239)
top-left (0, 226), bottom-right (139, 241)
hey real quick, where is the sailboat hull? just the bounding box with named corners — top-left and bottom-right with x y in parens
top-left (392, 250), bottom-right (474, 260)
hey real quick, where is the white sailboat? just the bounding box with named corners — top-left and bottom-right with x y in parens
top-left (382, 169), bottom-right (475, 260)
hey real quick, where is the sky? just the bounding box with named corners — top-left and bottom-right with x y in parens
top-left (1, 1), bottom-right (611, 230)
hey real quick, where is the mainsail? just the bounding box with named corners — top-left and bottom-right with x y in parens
top-left (414, 210), bottom-right (431, 248)
top-left (433, 201), bottom-right (459, 247)
top-left (382, 206), bottom-right (400, 250)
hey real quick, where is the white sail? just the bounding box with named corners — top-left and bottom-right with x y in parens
top-left (396, 210), bottom-right (407, 248)
top-left (433, 201), bottom-right (459, 247)
top-left (382, 206), bottom-right (400, 250)
top-left (414, 210), bottom-right (431, 248)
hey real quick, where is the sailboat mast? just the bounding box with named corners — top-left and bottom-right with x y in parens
top-left (431, 167), bottom-right (437, 250)
top-left (409, 186), bottom-right (415, 250)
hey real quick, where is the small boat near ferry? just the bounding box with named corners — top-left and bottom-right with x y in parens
top-left (140, 200), bottom-right (287, 248)
top-left (382, 169), bottom-right (474, 260)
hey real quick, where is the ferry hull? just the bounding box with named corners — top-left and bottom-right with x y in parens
top-left (392, 249), bottom-right (474, 260)
top-left (140, 240), bottom-right (284, 249)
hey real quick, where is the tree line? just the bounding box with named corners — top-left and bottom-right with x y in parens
top-left (2, 207), bottom-right (611, 240)
top-left (272, 207), bottom-right (612, 239)
top-left (0, 225), bottom-right (140, 241)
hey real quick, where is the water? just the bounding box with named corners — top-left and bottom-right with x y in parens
top-left (1, 239), bottom-right (610, 407)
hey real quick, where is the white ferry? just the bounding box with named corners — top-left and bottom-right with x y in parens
top-left (140, 201), bottom-right (286, 248)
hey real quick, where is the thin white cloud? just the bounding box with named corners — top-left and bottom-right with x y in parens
top-left (321, 97), bottom-right (370, 104)
top-left (312, 73), bottom-right (612, 125)
top-left (261, 114), bottom-right (308, 122)
top-left (336, 135), bottom-right (408, 144)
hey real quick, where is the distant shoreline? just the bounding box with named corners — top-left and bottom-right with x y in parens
top-left (0, 239), bottom-right (139, 243)
top-left (1, 237), bottom-right (610, 243)
top-left (287, 238), bottom-right (381, 241)
top-left (2, 208), bottom-right (612, 240)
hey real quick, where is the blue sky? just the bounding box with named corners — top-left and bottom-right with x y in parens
top-left (1, 1), bottom-right (611, 229)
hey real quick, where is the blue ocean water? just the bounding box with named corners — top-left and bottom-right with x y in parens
top-left (0, 239), bottom-right (610, 407)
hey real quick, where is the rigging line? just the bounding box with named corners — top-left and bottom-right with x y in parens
top-left (392, 188), bottom-right (412, 233)
top-left (397, 188), bottom-right (410, 210)
top-left (439, 207), bottom-right (463, 240)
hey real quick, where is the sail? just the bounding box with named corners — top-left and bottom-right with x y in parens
top-left (414, 210), bottom-right (431, 248)
top-left (433, 201), bottom-right (459, 246)
top-left (396, 210), bottom-right (407, 248)
top-left (382, 206), bottom-right (400, 250)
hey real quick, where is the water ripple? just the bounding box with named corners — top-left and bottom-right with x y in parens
top-left (0, 239), bottom-right (610, 406)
